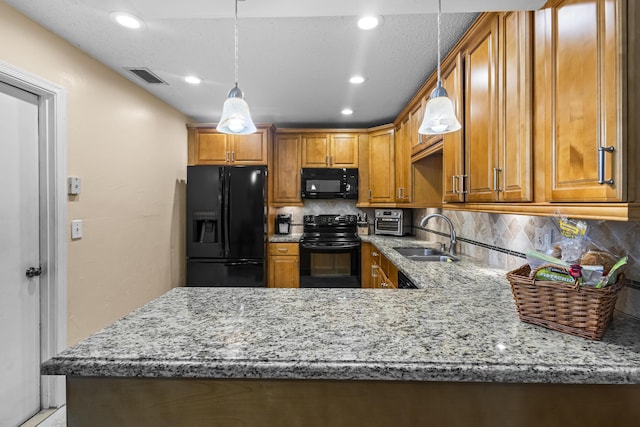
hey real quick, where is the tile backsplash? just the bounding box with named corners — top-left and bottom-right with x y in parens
top-left (413, 208), bottom-right (640, 319)
top-left (276, 202), bottom-right (639, 319)
top-left (276, 201), bottom-right (374, 234)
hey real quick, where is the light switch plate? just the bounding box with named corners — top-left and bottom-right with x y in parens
top-left (71, 220), bottom-right (83, 239)
top-left (68, 177), bottom-right (81, 195)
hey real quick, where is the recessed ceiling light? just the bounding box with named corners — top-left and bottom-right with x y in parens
top-left (185, 75), bottom-right (202, 85)
top-left (349, 75), bottom-right (366, 84)
top-left (341, 108), bottom-right (354, 116)
top-left (357, 16), bottom-right (382, 30)
top-left (110, 11), bottom-right (145, 30)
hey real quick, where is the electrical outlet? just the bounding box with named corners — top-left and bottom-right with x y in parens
top-left (543, 230), bottom-right (553, 249)
top-left (534, 228), bottom-right (544, 250)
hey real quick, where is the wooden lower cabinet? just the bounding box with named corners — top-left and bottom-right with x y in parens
top-left (361, 242), bottom-right (397, 289)
top-left (268, 243), bottom-right (299, 288)
top-left (66, 376), bottom-right (640, 427)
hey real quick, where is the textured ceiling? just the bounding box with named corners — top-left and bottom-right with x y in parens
top-left (5, 0), bottom-right (545, 128)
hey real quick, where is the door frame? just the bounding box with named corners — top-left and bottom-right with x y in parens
top-left (0, 61), bottom-right (67, 408)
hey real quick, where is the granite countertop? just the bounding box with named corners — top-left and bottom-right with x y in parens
top-left (43, 235), bottom-right (640, 384)
top-left (269, 233), bottom-right (302, 243)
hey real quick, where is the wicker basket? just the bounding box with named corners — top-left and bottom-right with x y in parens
top-left (505, 264), bottom-right (625, 340)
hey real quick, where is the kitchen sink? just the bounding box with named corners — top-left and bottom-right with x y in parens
top-left (393, 247), bottom-right (458, 262)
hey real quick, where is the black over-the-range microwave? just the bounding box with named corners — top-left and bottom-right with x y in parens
top-left (301, 168), bottom-right (358, 199)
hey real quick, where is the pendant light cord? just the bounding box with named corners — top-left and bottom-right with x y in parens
top-left (437, 0), bottom-right (442, 84)
top-left (234, 0), bottom-right (239, 86)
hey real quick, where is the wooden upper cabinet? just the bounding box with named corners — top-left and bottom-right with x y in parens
top-left (272, 133), bottom-right (302, 204)
top-left (330, 134), bottom-right (359, 168)
top-left (408, 100), bottom-right (426, 156)
top-left (233, 129), bottom-right (269, 164)
top-left (368, 127), bottom-right (396, 203)
top-left (465, 15), bottom-right (500, 203)
top-left (543, 0), bottom-right (624, 202)
top-left (191, 130), bottom-right (229, 164)
top-left (442, 52), bottom-right (466, 203)
top-left (395, 118), bottom-right (411, 202)
top-left (460, 11), bottom-right (532, 203)
top-left (301, 134), bottom-right (329, 167)
top-left (301, 133), bottom-right (358, 168)
top-left (188, 126), bottom-right (269, 165)
top-left (498, 11), bottom-right (533, 202)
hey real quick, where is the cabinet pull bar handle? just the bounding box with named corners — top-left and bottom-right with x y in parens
top-left (371, 265), bottom-right (378, 278)
top-left (598, 146), bottom-right (615, 185)
top-left (368, 189), bottom-right (372, 200)
top-left (231, 151), bottom-right (235, 162)
top-left (277, 247), bottom-right (288, 252)
top-left (460, 175), bottom-right (468, 194)
top-left (330, 156), bottom-right (333, 166)
top-left (493, 168), bottom-right (502, 192)
top-left (452, 176), bottom-right (458, 194)
top-left (398, 188), bottom-right (402, 199)
top-left (226, 151), bottom-right (230, 162)
top-left (326, 155), bottom-right (329, 166)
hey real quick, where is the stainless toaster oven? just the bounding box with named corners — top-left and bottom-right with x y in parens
top-left (374, 209), bottom-right (412, 236)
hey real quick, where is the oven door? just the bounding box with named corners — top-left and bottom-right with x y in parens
top-left (299, 242), bottom-right (361, 288)
top-left (375, 218), bottom-right (402, 236)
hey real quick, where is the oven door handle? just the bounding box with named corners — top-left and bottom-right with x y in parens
top-left (300, 242), bottom-right (361, 250)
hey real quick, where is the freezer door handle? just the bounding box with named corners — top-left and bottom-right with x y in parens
top-left (224, 261), bottom-right (264, 267)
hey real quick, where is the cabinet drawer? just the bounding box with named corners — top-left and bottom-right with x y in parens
top-left (268, 243), bottom-right (299, 256)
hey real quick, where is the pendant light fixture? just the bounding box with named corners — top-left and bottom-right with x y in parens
top-left (418, 0), bottom-right (461, 135)
top-left (217, 0), bottom-right (257, 135)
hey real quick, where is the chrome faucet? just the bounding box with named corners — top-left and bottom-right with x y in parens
top-left (419, 214), bottom-right (457, 256)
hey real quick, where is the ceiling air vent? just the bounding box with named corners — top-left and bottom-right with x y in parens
top-left (124, 67), bottom-right (167, 85)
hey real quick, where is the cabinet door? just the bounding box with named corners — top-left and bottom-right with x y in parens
top-left (370, 250), bottom-right (382, 289)
top-left (498, 11), bottom-right (533, 202)
top-left (442, 53), bottom-right (465, 203)
top-left (268, 256), bottom-right (299, 288)
top-left (545, 0), bottom-right (623, 202)
top-left (395, 119), bottom-right (411, 202)
top-left (360, 242), bottom-right (372, 288)
top-left (194, 130), bottom-right (230, 164)
top-left (465, 16), bottom-right (499, 203)
top-left (301, 134), bottom-right (329, 167)
top-left (329, 134), bottom-right (359, 168)
top-left (368, 129), bottom-right (396, 203)
top-left (273, 134), bottom-right (302, 204)
top-left (408, 100), bottom-right (425, 156)
top-left (232, 129), bottom-right (268, 165)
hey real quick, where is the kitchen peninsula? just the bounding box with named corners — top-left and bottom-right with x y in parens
top-left (43, 239), bottom-right (640, 427)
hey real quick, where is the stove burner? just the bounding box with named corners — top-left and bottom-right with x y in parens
top-left (301, 214), bottom-right (360, 248)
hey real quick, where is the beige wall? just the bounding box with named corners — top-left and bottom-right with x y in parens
top-left (0, 1), bottom-right (187, 345)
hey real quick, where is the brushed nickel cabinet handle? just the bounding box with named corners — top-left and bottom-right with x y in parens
top-left (277, 247), bottom-right (288, 253)
top-left (452, 176), bottom-right (458, 194)
top-left (225, 151), bottom-right (230, 162)
top-left (493, 168), bottom-right (502, 192)
top-left (231, 151), bottom-right (235, 162)
top-left (598, 146), bottom-right (615, 185)
top-left (460, 174), bottom-right (468, 194)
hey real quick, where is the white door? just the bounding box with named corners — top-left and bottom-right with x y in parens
top-left (0, 81), bottom-right (41, 426)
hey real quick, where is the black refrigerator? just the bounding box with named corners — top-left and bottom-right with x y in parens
top-left (186, 165), bottom-right (266, 287)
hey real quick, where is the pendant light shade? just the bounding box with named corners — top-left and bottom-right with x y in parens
top-left (217, 0), bottom-right (256, 135)
top-left (419, 82), bottom-right (462, 134)
top-left (217, 84), bottom-right (257, 134)
top-left (418, 0), bottom-right (461, 136)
